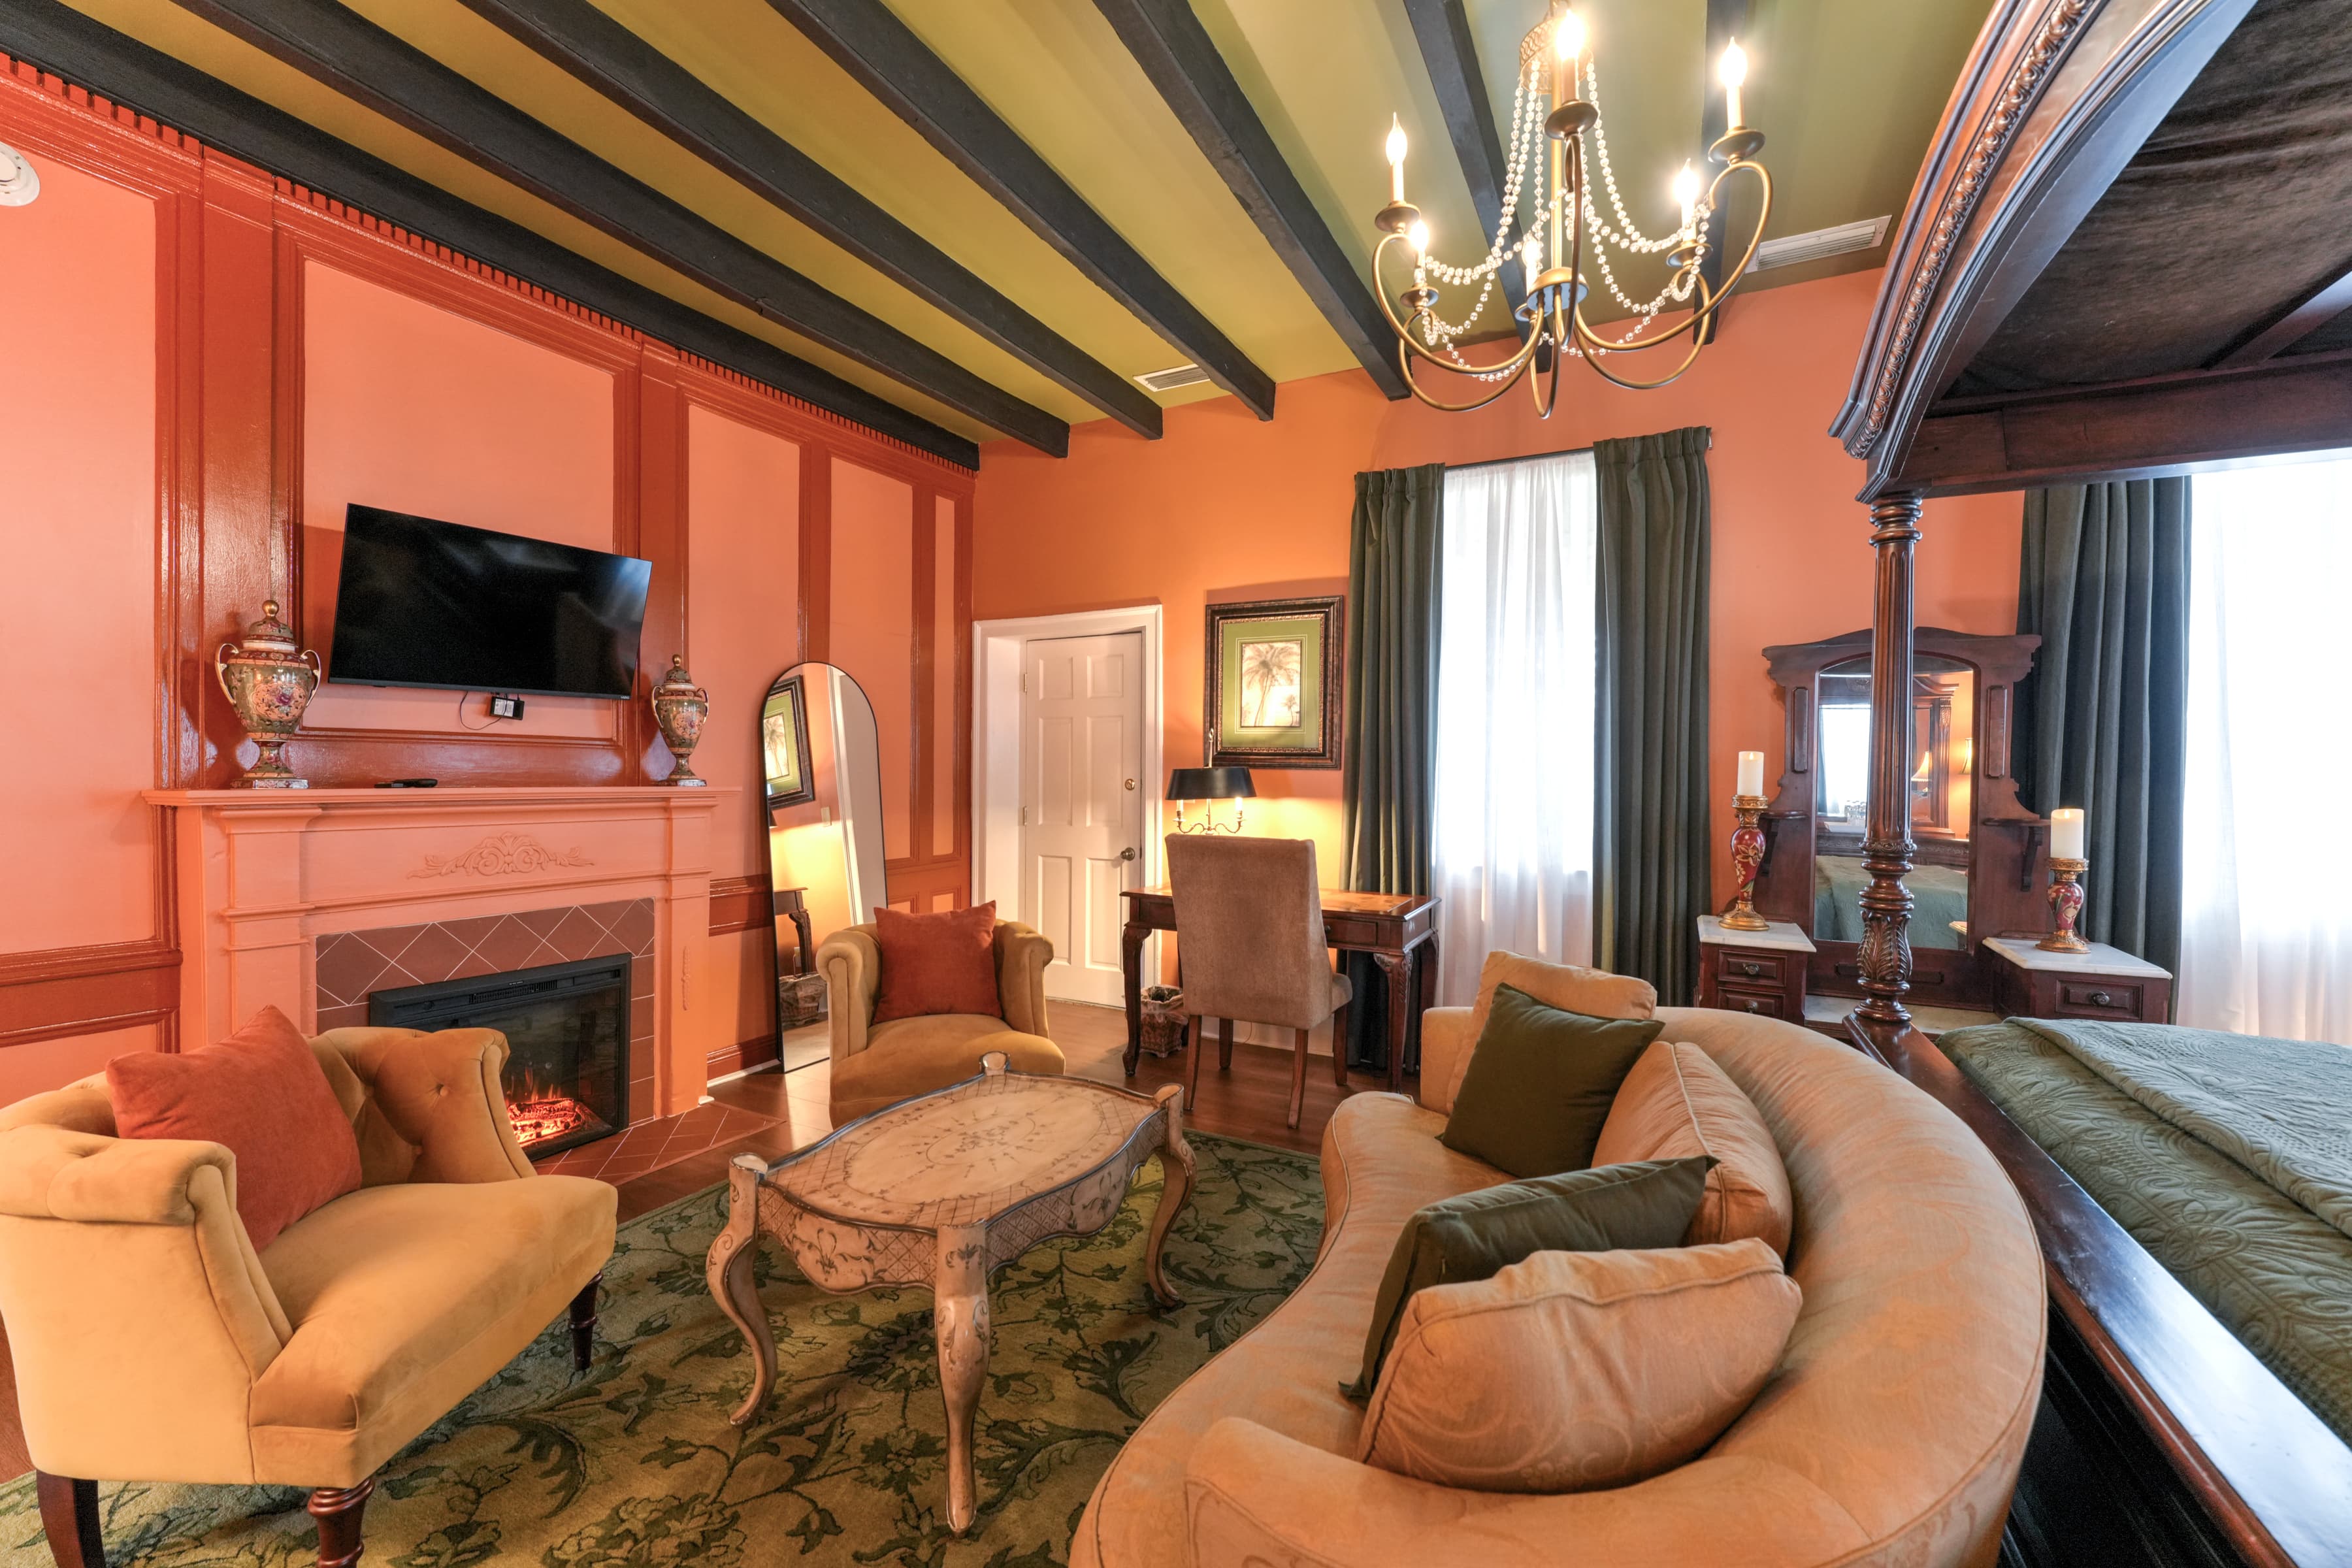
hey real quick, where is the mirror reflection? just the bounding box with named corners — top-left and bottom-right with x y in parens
top-left (762, 662), bottom-right (887, 1071)
top-left (1812, 653), bottom-right (1976, 952)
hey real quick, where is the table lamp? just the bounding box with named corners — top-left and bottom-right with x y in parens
top-left (1168, 767), bottom-right (1254, 834)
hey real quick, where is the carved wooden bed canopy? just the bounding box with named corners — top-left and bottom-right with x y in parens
top-left (1827, 0), bottom-right (2352, 1562)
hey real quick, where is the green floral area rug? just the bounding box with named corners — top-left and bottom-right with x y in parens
top-left (0, 1135), bottom-right (1320, 1568)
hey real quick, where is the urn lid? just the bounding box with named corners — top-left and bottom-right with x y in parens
top-left (655, 653), bottom-right (702, 693)
top-left (231, 600), bottom-right (301, 658)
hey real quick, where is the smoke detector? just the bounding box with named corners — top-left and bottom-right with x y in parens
top-left (0, 144), bottom-right (38, 207)
top-left (1135, 363), bottom-right (1212, 393)
top-left (1747, 215), bottom-right (1889, 272)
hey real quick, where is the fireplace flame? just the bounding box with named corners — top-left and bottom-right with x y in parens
top-left (504, 1068), bottom-right (605, 1150)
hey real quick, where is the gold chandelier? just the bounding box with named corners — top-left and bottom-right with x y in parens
top-left (1373, 3), bottom-right (1771, 413)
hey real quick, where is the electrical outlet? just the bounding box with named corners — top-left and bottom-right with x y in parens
top-left (489, 693), bottom-right (525, 720)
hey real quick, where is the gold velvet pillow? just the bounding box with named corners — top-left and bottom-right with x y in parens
top-left (1357, 1239), bottom-right (1801, 1493)
top-left (1445, 951), bottom-right (1657, 1111)
top-left (1592, 1040), bottom-right (1795, 1258)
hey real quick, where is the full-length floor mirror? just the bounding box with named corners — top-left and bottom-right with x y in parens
top-left (760, 662), bottom-right (887, 1072)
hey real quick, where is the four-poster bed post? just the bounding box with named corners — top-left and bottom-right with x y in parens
top-left (1857, 494), bottom-right (1923, 1026)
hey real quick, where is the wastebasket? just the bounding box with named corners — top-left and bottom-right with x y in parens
top-left (1139, 985), bottom-right (1186, 1057)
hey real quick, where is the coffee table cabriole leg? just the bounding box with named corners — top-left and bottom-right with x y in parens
top-left (708, 1154), bottom-right (780, 1428)
top-left (1142, 1085), bottom-right (1196, 1309)
top-left (934, 1222), bottom-right (990, 1534)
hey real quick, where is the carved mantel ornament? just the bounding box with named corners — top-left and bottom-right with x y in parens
top-left (411, 833), bottom-right (595, 879)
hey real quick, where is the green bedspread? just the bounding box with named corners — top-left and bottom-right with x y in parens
top-left (1942, 1019), bottom-right (2352, 1443)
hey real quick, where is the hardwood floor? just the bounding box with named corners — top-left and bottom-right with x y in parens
top-left (0, 1002), bottom-right (1404, 1480)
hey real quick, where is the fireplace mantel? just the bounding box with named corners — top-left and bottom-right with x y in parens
top-left (146, 786), bottom-right (733, 1118)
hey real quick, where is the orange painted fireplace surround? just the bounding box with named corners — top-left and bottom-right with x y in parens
top-left (146, 786), bottom-right (730, 1119)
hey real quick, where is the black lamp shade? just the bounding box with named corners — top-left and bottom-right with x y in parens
top-left (1167, 766), bottom-right (1256, 802)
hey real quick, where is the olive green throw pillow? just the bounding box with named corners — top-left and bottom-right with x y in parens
top-left (1439, 983), bottom-right (1665, 1177)
top-left (1344, 1156), bottom-right (1712, 1399)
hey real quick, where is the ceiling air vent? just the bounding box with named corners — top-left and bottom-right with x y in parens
top-left (1747, 215), bottom-right (1890, 272)
top-left (1135, 363), bottom-right (1213, 393)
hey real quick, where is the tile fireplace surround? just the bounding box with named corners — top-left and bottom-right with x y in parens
top-left (146, 787), bottom-right (729, 1123)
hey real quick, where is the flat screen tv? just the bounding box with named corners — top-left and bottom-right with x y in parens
top-left (327, 505), bottom-right (652, 700)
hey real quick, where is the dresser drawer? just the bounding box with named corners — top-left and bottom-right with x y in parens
top-left (1716, 986), bottom-right (1786, 1020)
top-left (1713, 950), bottom-right (1789, 987)
top-left (2055, 979), bottom-right (2146, 1021)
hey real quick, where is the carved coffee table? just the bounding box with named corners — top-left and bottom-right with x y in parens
top-left (704, 1053), bottom-right (1196, 1532)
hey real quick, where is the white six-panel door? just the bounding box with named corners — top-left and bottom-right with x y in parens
top-left (1021, 631), bottom-right (1144, 1004)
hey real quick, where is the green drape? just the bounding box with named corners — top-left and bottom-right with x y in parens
top-left (2016, 480), bottom-right (2191, 972)
top-left (1593, 428), bottom-right (1712, 1005)
top-left (1339, 463), bottom-right (1445, 1071)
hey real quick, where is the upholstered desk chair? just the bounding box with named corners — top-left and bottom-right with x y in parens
top-left (0, 1026), bottom-right (617, 1568)
top-left (1164, 835), bottom-right (1351, 1130)
top-left (819, 920), bottom-right (1064, 1123)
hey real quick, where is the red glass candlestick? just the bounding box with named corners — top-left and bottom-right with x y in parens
top-left (2038, 856), bottom-right (2089, 953)
top-left (1722, 794), bottom-right (1770, 931)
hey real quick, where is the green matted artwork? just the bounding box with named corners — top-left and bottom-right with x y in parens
top-left (760, 672), bottom-right (813, 807)
top-left (1205, 595), bottom-right (1343, 770)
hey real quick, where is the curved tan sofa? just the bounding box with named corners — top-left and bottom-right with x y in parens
top-left (1073, 1005), bottom-right (2045, 1568)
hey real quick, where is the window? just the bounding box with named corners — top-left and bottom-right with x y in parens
top-left (2180, 458), bottom-right (2352, 1042)
top-left (1430, 452), bottom-right (1599, 1003)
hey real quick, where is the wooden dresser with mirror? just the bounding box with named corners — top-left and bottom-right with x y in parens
top-left (1748, 626), bottom-right (2059, 1018)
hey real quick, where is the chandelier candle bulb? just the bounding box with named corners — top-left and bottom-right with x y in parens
top-left (1675, 161), bottom-right (1701, 228)
top-left (1555, 7), bottom-right (1585, 63)
top-left (1386, 116), bottom-right (1408, 203)
top-left (1721, 39), bottom-right (1748, 129)
top-left (1737, 750), bottom-right (1765, 797)
top-left (1409, 219), bottom-right (1431, 253)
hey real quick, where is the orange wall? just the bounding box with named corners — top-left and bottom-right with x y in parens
top-left (0, 60), bottom-right (973, 1094)
top-left (0, 155), bottom-right (157, 958)
top-left (973, 268), bottom-right (2021, 913)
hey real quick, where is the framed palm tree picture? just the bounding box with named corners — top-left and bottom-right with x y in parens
top-left (1204, 595), bottom-right (1343, 769)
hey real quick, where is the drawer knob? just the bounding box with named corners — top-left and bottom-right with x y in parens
top-left (1739, 960), bottom-right (1763, 977)
top-left (1743, 1000), bottom-right (1763, 1013)
top-left (2089, 990), bottom-right (2112, 1007)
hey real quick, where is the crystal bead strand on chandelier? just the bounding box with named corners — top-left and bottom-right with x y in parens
top-left (1370, 3), bottom-right (1772, 413)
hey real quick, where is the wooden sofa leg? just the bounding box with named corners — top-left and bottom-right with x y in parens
top-left (36, 1472), bottom-right (104, 1568)
top-left (307, 1478), bottom-right (373, 1568)
top-left (570, 1273), bottom-right (602, 1371)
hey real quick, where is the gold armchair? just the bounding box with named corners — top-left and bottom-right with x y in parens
top-left (0, 1025), bottom-right (617, 1568)
top-left (818, 919), bottom-right (1064, 1122)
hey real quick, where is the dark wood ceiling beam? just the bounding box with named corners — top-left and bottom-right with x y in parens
top-left (1398, 0), bottom-right (1525, 312)
top-left (176, 0), bottom-right (1069, 455)
top-left (2211, 257), bottom-right (2352, 368)
top-left (0, 0), bottom-right (977, 466)
top-left (1901, 351), bottom-right (2352, 495)
top-left (451, 0), bottom-right (1160, 440)
top-left (762, 0), bottom-right (1275, 421)
top-left (1088, 0), bottom-right (1409, 399)
top-left (1695, 0), bottom-right (1750, 346)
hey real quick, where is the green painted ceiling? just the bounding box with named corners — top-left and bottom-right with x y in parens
top-left (54, 0), bottom-right (1995, 451)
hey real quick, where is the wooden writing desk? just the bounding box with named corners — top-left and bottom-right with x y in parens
top-left (1119, 886), bottom-right (1441, 1091)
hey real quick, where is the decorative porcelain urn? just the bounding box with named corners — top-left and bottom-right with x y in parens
top-left (215, 600), bottom-right (319, 789)
top-left (651, 653), bottom-right (710, 787)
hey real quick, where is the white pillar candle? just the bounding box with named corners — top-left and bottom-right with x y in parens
top-left (2051, 807), bottom-right (2085, 860)
top-left (1737, 751), bottom-right (1764, 797)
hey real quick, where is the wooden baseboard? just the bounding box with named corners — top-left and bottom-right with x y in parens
top-left (706, 1033), bottom-right (778, 1080)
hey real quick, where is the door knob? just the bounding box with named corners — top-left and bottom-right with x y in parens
top-left (1120, 847), bottom-right (1137, 862)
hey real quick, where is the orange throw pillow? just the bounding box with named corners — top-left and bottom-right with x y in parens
top-left (870, 902), bottom-right (1003, 1024)
top-left (106, 1005), bottom-right (363, 1250)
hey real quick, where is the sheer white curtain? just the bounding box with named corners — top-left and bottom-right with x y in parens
top-left (2180, 459), bottom-right (2352, 1042)
top-left (1431, 451), bottom-right (1599, 1004)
